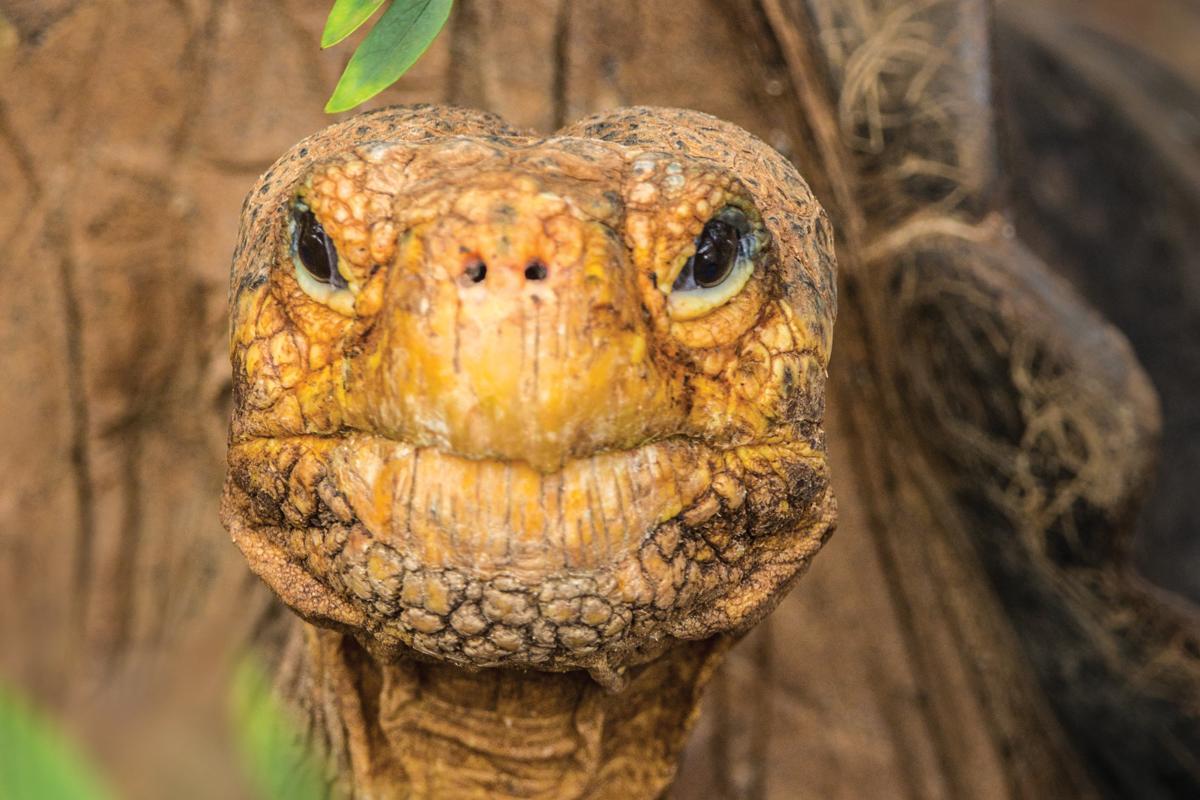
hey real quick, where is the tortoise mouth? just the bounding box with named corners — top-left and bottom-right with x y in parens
top-left (223, 431), bottom-right (834, 672)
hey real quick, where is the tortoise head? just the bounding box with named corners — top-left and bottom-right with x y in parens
top-left (221, 105), bottom-right (837, 681)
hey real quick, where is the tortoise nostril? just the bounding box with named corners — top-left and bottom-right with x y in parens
top-left (462, 259), bottom-right (487, 284)
top-left (524, 260), bottom-right (548, 281)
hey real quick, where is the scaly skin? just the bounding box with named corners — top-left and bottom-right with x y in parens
top-left (222, 104), bottom-right (836, 796)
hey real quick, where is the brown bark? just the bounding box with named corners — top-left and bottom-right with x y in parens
top-left (0, 1), bottom-right (1197, 798)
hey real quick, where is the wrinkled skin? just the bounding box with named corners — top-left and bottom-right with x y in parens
top-left (221, 105), bottom-right (837, 697)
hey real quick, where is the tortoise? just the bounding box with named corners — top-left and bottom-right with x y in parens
top-left (220, 1), bottom-right (1200, 798)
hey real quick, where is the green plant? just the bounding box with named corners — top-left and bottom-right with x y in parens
top-left (229, 657), bottom-right (327, 800)
top-left (322, 0), bottom-right (454, 113)
top-left (0, 660), bottom-right (325, 800)
top-left (0, 680), bottom-right (116, 800)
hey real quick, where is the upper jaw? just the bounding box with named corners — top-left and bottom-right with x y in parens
top-left (230, 432), bottom-right (722, 573)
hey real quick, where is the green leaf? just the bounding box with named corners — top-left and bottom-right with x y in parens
top-left (0, 681), bottom-right (117, 800)
top-left (324, 0), bottom-right (454, 113)
top-left (229, 656), bottom-right (326, 800)
top-left (321, 0), bottom-right (388, 48)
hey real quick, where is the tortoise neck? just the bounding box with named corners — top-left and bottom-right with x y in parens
top-left (290, 625), bottom-right (727, 799)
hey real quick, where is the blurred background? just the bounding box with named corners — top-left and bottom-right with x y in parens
top-left (0, 0), bottom-right (1197, 798)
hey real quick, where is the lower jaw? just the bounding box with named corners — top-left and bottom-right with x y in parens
top-left (228, 495), bottom-right (834, 686)
top-left (224, 432), bottom-right (835, 676)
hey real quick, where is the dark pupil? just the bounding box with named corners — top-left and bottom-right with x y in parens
top-left (293, 205), bottom-right (343, 287)
top-left (692, 219), bottom-right (739, 287)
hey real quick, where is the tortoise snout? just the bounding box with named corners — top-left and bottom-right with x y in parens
top-left (341, 183), bottom-right (683, 472)
top-left (429, 192), bottom-right (590, 299)
top-left (455, 253), bottom-right (550, 286)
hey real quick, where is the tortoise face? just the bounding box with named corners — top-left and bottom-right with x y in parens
top-left (222, 105), bottom-right (837, 679)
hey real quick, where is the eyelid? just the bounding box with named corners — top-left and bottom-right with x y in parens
top-left (292, 256), bottom-right (357, 314)
top-left (667, 257), bottom-right (755, 320)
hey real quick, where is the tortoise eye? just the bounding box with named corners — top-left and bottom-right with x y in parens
top-left (288, 200), bottom-right (355, 315)
top-left (683, 218), bottom-right (739, 289)
top-left (291, 202), bottom-right (346, 289)
top-left (666, 206), bottom-right (761, 320)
